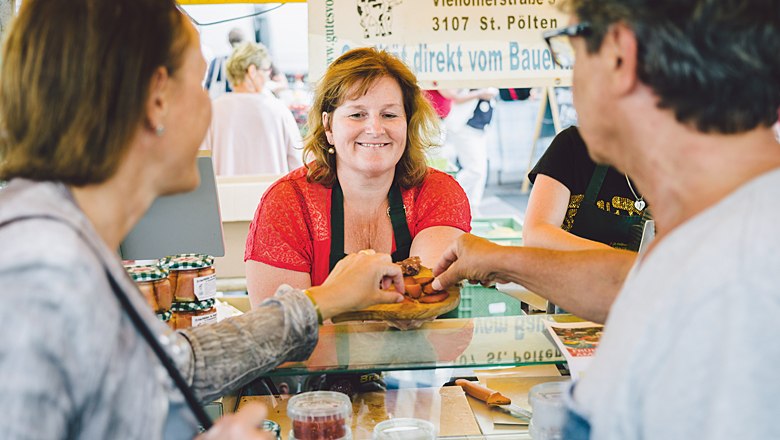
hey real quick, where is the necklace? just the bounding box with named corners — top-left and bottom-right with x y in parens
top-left (625, 174), bottom-right (646, 211)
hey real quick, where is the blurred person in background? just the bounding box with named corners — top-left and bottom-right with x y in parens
top-left (204, 27), bottom-right (246, 99)
top-left (442, 88), bottom-right (499, 216)
top-left (202, 41), bottom-right (303, 176)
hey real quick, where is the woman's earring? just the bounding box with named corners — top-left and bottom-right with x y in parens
top-left (327, 147), bottom-right (335, 154)
top-left (155, 124), bottom-right (165, 137)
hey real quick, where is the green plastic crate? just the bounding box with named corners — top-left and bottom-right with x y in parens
top-left (441, 285), bottom-right (524, 319)
top-left (471, 216), bottom-right (523, 246)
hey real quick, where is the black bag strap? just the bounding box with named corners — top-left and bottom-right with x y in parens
top-left (0, 213), bottom-right (213, 430)
top-left (104, 270), bottom-right (213, 430)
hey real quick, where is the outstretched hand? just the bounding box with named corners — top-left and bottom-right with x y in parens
top-left (432, 234), bottom-right (507, 291)
top-left (310, 250), bottom-right (405, 320)
top-left (195, 402), bottom-right (273, 440)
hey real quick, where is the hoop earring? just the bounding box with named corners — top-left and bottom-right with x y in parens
top-left (155, 124), bottom-right (165, 137)
top-left (327, 147), bottom-right (335, 154)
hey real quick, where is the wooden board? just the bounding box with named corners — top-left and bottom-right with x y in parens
top-left (331, 268), bottom-right (460, 324)
top-left (238, 386), bottom-right (481, 439)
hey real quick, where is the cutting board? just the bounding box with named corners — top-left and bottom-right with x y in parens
top-left (487, 376), bottom-right (570, 426)
top-left (331, 268), bottom-right (460, 323)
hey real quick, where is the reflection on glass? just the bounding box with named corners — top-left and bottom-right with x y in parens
top-left (271, 315), bottom-right (567, 376)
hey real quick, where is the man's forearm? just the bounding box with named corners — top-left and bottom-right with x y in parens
top-left (493, 246), bottom-right (636, 323)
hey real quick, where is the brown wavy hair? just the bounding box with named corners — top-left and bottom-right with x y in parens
top-left (0, 0), bottom-right (191, 185)
top-left (303, 47), bottom-right (440, 188)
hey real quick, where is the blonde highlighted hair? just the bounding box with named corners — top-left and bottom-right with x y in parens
top-left (225, 42), bottom-right (271, 87)
top-left (303, 47), bottom-right (440, 188)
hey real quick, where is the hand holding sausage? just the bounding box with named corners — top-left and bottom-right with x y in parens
top-left (308, 250), bottom-right (405, 321)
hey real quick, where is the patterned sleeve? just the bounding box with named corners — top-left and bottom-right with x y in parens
top-left (413, 171), bottom-right (472, 233)
top-left (180, 286), bottom-right (319, 401)
top-left (244, 180), bottom-right (313, 272)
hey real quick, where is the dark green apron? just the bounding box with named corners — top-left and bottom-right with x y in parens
top-left (329, 180), bottom-right (412, 272)
top-left (569, 165), bottom-right (645, 251)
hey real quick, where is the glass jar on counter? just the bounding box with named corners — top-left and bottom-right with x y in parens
top-left (124, 263), bottom-right (172, 313)
top-left (287, 391), bottom-right (352, 440)
top-left (161, 254), bottom-right (216, 303)
top-left (170, 299), bottom-right (217, 330)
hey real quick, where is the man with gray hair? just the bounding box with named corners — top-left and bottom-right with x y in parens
top-left (433, 0), bottom-right (780, 438)
top-left (205, 27), bottom-right (248, 98)
top-left (228, 27), bottom-right (245, 47)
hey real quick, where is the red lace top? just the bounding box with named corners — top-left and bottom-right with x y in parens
top-left (245, 166), bottom-right (471, 286)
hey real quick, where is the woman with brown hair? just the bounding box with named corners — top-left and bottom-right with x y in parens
top-left (0, 1), bottom-right (405, 438)
top-left (245, 47), bottom-right (472, 305)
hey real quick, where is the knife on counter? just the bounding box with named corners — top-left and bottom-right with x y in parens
top-left (455, 379), bottom-right (533, 421)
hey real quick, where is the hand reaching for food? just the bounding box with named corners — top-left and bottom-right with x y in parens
top-left (432, 234), bottom-right (507, 291)
top-left (308, 251), bottom-right (405, 321)
top-left (329, 255), bottom-right (462, 326)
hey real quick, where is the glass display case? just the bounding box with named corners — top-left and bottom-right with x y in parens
top-left (269, 314), bottom-right (567, 377)
top-left (234, 313), bottom-right (580, 439)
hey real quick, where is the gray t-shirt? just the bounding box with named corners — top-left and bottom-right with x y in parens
top-left (0, 179), bottom-right (319, 439)
top-left (571, 168), bottom-right (780, 439)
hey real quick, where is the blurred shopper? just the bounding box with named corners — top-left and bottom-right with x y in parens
top-left (204, 27), bottom-right (245, 98)
top-left (0, 2), bottom-right (405, 438)
top-left (443, 88), bottom-right (499, 216)
top-left (423, 89), bottom-right (456, 120)
top-left (202, 42), bottom-right (303, 176)
top-left (245, 47), bottom-right (471, 305)
top-left (434, 1), bottom-right (780, 438)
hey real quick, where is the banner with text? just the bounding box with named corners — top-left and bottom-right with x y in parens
top-left (308, 0), bottom-right (572, 89)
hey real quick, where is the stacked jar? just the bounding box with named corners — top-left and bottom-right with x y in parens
top-left (161, 254), bottom-right (217, 330)
top-left (124, 263), bottom-right (174, 328)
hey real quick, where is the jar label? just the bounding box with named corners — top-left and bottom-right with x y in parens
top-left (194, 273), bottom-right (217, 301)
top-left (191, 310), bottom-right (218, 327)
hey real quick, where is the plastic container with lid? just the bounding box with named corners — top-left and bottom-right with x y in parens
top-left (161, 254), bottom-right (216, 303)
top-left (372, 418), bottom-right (436, 440)
top-left (170, 299), bottom-right (217, 330)
top-left (528, 381), bottom-right (568, 440)
top-left (124, 263), bottom-right (172, 313)
top-left (287, 391), bottom-right (352, 440)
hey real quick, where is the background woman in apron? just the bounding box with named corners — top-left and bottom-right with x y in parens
top-left (525, 126), bottom-right (648, 252)
top-left (525, 126), bottom-right (648, 313)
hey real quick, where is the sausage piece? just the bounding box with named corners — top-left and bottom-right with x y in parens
top-left (418, 291), bottom-right (449, 303)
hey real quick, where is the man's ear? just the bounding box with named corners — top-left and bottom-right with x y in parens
top-left (606, 22), bottom-right (639, 95)
top-left (145, 66), bottom-right (170, 134)
top-left (322, 111), bottom-right (334, 145)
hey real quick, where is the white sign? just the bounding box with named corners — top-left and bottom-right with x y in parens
top-left (308, 0), bottom-right (572, 89)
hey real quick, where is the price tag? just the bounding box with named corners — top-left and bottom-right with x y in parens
top-left (191, 310), bottom-right (218, 327)
top-left (193, 273), bottom-right (217, 301)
